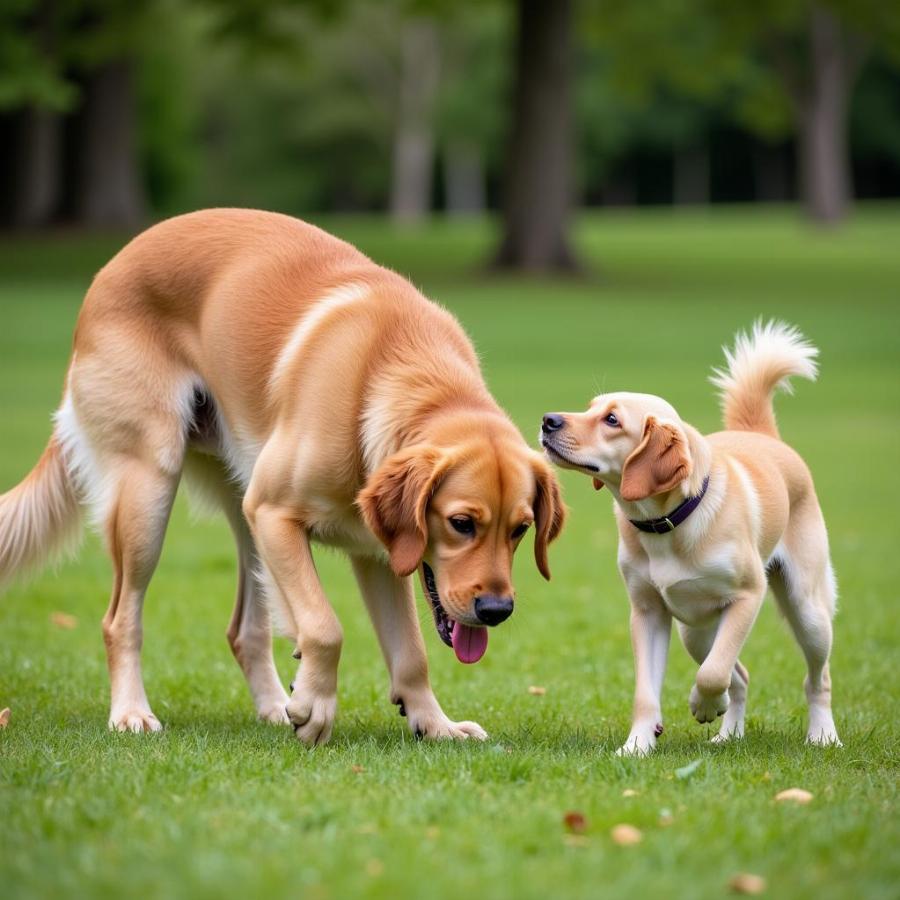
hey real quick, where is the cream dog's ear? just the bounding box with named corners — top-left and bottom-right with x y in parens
top-left (532, 459), bottom-right (567, 580)
top-left (620, 416), bottom-right (691, 501)
top-left (357, 446), bottom-right (452, 576)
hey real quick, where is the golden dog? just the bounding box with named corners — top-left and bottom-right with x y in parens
top-left (0, 209), bottom-right (564, 744)
top-left (541, 322), bottom-right (840, 754)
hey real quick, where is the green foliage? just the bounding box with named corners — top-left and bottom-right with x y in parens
top-left (1, 207), bottom-right (899, 898)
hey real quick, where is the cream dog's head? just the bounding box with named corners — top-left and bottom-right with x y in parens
top-left (539, 392), bottom-right (708, 502)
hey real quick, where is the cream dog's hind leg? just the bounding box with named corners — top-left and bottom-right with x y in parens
top-left (677, 622), bottom-right (749, 742)
top-left (768, 539), bottom-right (840, 745)
top-left (350, 555), bottom-right (487, 741)
top-left (617, 581), bottom-right (671, 756)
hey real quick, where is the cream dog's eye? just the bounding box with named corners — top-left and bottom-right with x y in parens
top-left (604, 412), bottom-right (621, 428)
top-left (511, 523), bottom-right (529, 540)
top-left (449, 515), bottom-right (475, 535)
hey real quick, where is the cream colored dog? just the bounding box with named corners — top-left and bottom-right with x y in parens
top-left (0, 209), bottom-right (564, 744)
top-left (541, 322), bottom-right (840, 754)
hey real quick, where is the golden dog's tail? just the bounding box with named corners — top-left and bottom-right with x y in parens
top-left (711, 320), bottom-right (818, 439)
top-left (0, 436), bottom-right (81, 588)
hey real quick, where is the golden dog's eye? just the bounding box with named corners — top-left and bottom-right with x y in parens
top-left (511, 523), bottom-right (529, 540)
top-left (604, 412), bottom-right (621, 428)
top-left (449, 515), bottom-right (475, 536)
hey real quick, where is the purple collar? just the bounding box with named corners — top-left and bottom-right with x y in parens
top-left (629, 476), bottom-right (710, 535)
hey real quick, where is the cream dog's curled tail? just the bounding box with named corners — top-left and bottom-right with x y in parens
top-left (0, 436), bottom-right (81, 587)
top-left (711, 320), bottom-right (818, 439)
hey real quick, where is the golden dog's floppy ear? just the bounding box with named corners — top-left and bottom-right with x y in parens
top-left (357, 446), bottom-right (452, 577)
top-left (532, 460), bottom-right (566, 580)
top-left (620, 416), bottom-right (691, 502)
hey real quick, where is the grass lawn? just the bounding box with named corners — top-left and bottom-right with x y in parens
top-left (1, 206), bottom-right (898, 899)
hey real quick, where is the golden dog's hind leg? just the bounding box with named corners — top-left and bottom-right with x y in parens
top-left (351, 555), bottom-right (487, 741)
top-left (102, 460), bottom-right (180, 732)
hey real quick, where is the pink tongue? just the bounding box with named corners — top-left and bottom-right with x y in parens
top-left (451, 623), bottom-right (488, 664)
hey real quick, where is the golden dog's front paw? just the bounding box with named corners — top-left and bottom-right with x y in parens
top-left (689, 684), bottom-right (729, 724)
top-left (108, 708), bottom-right (162, 734)
top-left (287, 687), bottom-right (337, 746)
top-left (408, 708), bottom-right (488, 741)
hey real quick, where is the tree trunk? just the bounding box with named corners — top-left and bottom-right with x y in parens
top-left (3, 108), bottom-right (62, 228)
top-left (797, 6), bottom-right (852, 224)
top-left (673, 144), bottom-right (710, 205)
top-left (73, 59), bottom-right (146, 228)
top-left (390, 20), bottom-right (440, 224)
top-left (443, 141), bottom-right (485, 216)
top-left (493, 0), bottom-right (576, 270)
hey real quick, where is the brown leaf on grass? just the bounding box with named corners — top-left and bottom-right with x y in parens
top-left (51, 612), bottom-right (77, 629)
top-left (527, 685), bottom-right (546, 696)
top-left (350, 764), bottom-right (365, 774)
top-left (611, 824), bottom-right (643, 846)
top-left (0, 707), bottom-right (10, 728)
top-left (728, 873), bottom-right (767, 894)
top-left (775, 788), bottom-right (813, 805)
top-left (563, 811), bottom-right (588, 833)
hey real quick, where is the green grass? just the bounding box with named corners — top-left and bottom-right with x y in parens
top-left (2, 205), bottom-right (899, 900)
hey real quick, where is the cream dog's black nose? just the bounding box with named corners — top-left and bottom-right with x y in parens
top-left (542, 413), bottom-right (565, 434)
top-left (474, 595), bottom-right (514, 626)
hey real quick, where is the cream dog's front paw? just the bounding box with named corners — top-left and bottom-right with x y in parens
top-left (287, 683), bottom-right (337, 746)
top-left (690, 683), bottom-right (729, 724)
top-left (615, 720), bottom-right (663, 756)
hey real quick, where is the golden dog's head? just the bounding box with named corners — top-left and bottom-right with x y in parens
top-left (357, 432), bottom-right (565, 663)
top-left (540, 392), bottom-right (705, 501)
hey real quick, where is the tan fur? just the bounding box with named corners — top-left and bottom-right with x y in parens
top-left (542, 322), bottom-right (839, 754)
top-left (1, 209), bottom-right (564, 743)
top-left (0, 437), bottom-right (80, 586)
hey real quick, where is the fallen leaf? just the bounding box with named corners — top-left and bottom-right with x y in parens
top-left (0, 707), bottom-right (10, 728)
top-left (365, 859), bottom-right (384, 878)
top-left (528, 685), bottom-right (546, 696)
top-left (775, 788), bottom-right (813, 805)
top-left (728, 873), bottom-right (767, 894)
top-left (350, 764), bottom-right (365, 774)
top-left (675, 758), bottom-right (704, 780)
top-left (51, 612), bottom-right (77, 630)
top-left (563, 811), bottom-right (588, 833)
top-left (563, 834), bottom-right (589, 848)
top-left (622, 788), bottom-right (639, 798)
top-left (611, 824), bottom-right (643, 846)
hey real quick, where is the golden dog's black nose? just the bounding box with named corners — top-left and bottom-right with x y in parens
top-left (474, 595), bottom-right (514, 626)
top-left (542, 413), bottom-right (565, 434)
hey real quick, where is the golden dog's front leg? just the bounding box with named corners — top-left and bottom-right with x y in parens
top-left (351, 555), bottom-right (487, 741)
top-left (245, 501), bottom-right (342, 746)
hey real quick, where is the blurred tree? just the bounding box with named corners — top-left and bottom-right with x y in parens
top-left (0, 0), bottom-right (154, 228)
top-left (494, 0), bottom-right (576, 271)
